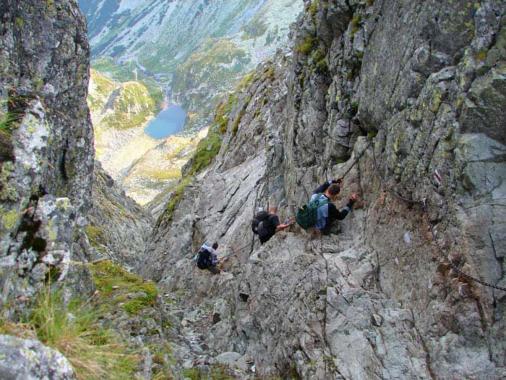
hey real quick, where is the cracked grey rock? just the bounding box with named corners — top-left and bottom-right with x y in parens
top-left (0, 335), bottom-right (75, 380)
top-left (142, 1), bottom-right (506, 378)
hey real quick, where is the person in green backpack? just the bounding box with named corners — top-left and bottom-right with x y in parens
top-left (297, 179), bottom-right (358, 234)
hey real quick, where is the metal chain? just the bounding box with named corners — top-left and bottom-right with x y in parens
top-left (428, 224), bottom-right (506, 292)
top-left (370, 144), bottom-right (424, 206)
top-left (369, 140), bottom-right (506, 292)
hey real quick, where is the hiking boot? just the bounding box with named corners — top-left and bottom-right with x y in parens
top-left (310, 228), bottom-right (321, 240)
top-left (327, 222), bottom-right (341, 235)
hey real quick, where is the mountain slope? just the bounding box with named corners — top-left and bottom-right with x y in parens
top-left (80, 0), bottom-right (302, 73)
top-left (141, 0), bottom-right (506, 378)
top-left (80, 0), bottom-right (303, 132)
top-left (80, 0), bottom-right (304, 203)
top-left (0, 0), bottom-right (93, 310)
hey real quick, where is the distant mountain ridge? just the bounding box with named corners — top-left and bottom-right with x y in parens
top-left (79, 0), bottom-right (303, 74)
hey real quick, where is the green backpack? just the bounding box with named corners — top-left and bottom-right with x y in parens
top-left (296, 195), bottom-right (329, 229)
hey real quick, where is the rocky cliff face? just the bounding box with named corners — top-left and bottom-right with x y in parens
top-left (86, 162), bottom-right (153, 268)
top-left (143, 0), bottom-right (506, 378)
top-left (0, 0), bottom-right (94, 312)
top-left (0, 3), bottom-right (173, 377)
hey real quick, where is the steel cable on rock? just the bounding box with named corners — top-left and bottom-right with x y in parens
top-left (428, 224), bottom-right (506, 292)
top-left (369, 140), bottom-right (506, 292)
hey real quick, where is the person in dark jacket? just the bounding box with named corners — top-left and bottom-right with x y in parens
top-left (196, 242), bottom-right (221, 274)
top-left (311, 179), bottom-right (358, 235)
top-left (252, 207), bottom-right (292, 244)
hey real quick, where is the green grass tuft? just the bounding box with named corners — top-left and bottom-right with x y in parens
top-left (311, 48), bottom-right (328, 73)
top-left (0, 111), bottom-right (22, 134)
top-left (309, 0), bottom-right (319, 18)
top-left (474, 49), bottom-right (488, 62)
top-left (0, 260), bottom-right (165, 379)
top-left (89, 260), bottom-right (158, 315)
top-left (215, 94), bottom-right (237, 134)
top-left (232, 108), bottom-right (246, 136)
top-left (164, 176), bottom-right (194, 221)
top-left (85, 225), bottom-right (105, 250)
top-left (236, 71), bottom-right (256, 91)
top-left (295, 36), bottom-right (316, 55)
top-left (100, 81), bottom-right (157, 130)
top-left (28, 288), bottom-right (140, 380)
top-left (351, 15), bottom-right (362, 36)
top-left (189, 127), bottom-right (222, 175)
top-left (367, 130), bottom-right (378, 139)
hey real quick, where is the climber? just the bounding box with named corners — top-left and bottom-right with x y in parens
top-left (252, 206), bottom-right (293, 244)
top-left (297, 179), bottom-right (358, 235)
top-left (195, 242), bottom-right (221, 274)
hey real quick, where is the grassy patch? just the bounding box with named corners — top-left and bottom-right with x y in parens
top-left (263, 66), bottom-right (275, 81)
top-left (182, 365), bottom-right (234, 380)
top-left (367, 129), bottom-right (378, 139)
top-left (351, 15), bottom-right (362, 36)
top-left (311, 48), bottom-right (328, 73)
top-left (309, 0), bottom-right (319, 18)
top-left (215, 94), bottom-right (237, 134)
top-left (92, 58), bottom-right (137, 83)
top-left (88, 69), bottom-right (116, 113)
top-left (236, 71), bottom-right (256, 92)
top-left (145, 168), bottom-right (181, 181)
top-left (232, 108), bottom-right (246, 136)
top-left (0, 110), bottom-right (23, 135)
top-left (0, 260), bottom-right (165, 379)
top-left (189, 128), bottom-right (222, 175)
top-left (172, 39), bottom-right (249, 93)
top-left (295, 36), bottom-right (316, 55)
top-left (15, 17), bottom-right (24, 28)
top-left (6, 288), bottom-right (141, 380)
top-left (0, 161), bottom-right (17, 202)
top-left (0, 319), bottom-right (36, 340)
top-left (85, 225), bottom-right (106, 251)
top-left (101, 81), bottom-right (157, 130)
top-left (89, 260), bottom-right (158, 316)
top-left (164, 176), bottom-right (193, 221)
top-left (474, 49), bottom-right (488, 62)
top-left (1, 209), bottom-right (18, 230)
top-left (151, 342), bottom-right (174, 379)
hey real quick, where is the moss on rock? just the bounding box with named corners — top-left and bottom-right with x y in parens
top-left (85, 224), bottom-right (105, 250)
top-left (1, 209), bottom-right (19, 230)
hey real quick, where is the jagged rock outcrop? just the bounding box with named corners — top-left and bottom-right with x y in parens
top-left (0, 335), bottom-right (75, 379)
top-left (86, 162), bottom-right (153, 268)
top-left (0, 1), bottom-right (221, 379)
top-left (0, 0), bottom-right (94, 312)
top-left (142, 0), bottom-right (506, 378)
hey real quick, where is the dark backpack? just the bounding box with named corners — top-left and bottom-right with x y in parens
top-left (252, 211), bottom-right (270, 235)
top-left (296, 194), bottom-right (329, 229)
top-left (257, 216), bottom-right (277, 242)
top-left (196, 247), bottom-right (212, 270)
